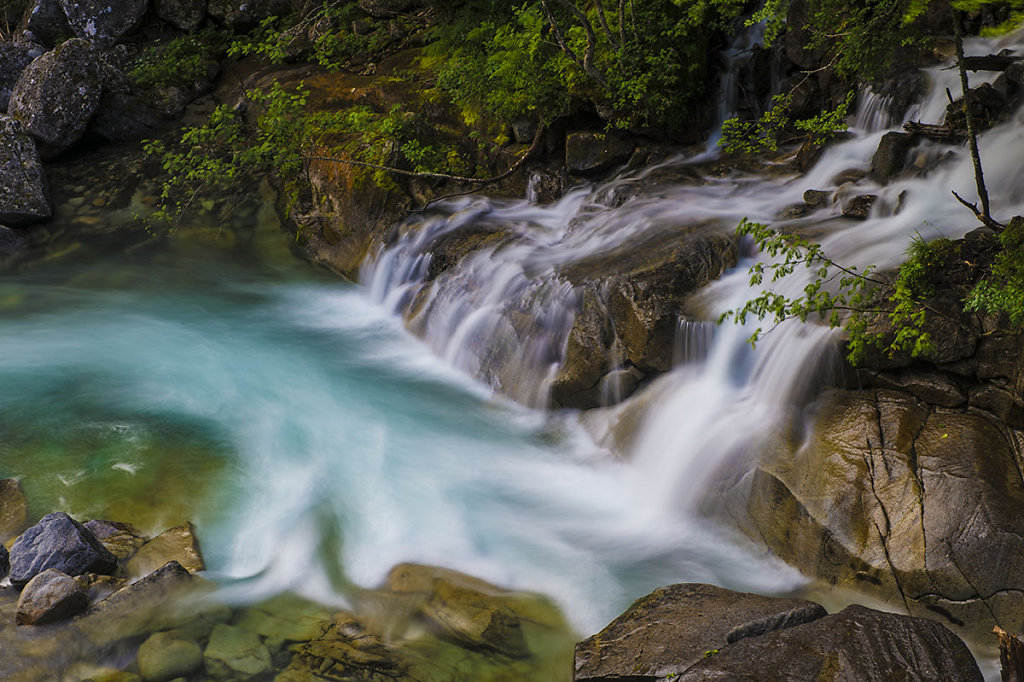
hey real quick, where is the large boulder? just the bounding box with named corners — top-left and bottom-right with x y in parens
top-left (552, 224), bottom-right (737, 408)
top-left (8, 512), bottom-right (117, 586)
top-left (17, 0), bottom-right (72, 48)
top-left (738, 388), bottom-right (1024, 639)
top-left (678, 605), bottom-right (982, 681)
top-left (154, 0), bottom-right (207, 31)
top-left (207, 0), bottom-right (290, 30)
top-left (60, 0), bottom-right (148, 45)
top-left (574, 583), bottom-right (826, 681)
top-left (0, 42), bottom-right (44, 113)
top-left (8, 38), bottom-right (102, 157)
top-left (137, 631), bottom-right (203, 681)
top-left (0, 115), bottom-right (51, 226)
top-left (15, 568), bottom-right (89, 625)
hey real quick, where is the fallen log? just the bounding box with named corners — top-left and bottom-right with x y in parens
top-left (902, 120), bottom-right (965, 142)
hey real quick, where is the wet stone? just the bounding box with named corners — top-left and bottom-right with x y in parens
top-left (137, 631), bottom-right (203, 682)
top-left (83, 520), bottom-right (147, 562)
top-left (203, 623), bottom-right (272, 680)
top-left (9, 512), bottom-right (118, 586)
top-left (16, 568), bottom-right (89, 625)
top-left (0, 42), bottom-right (45, 113)
top-left (126, 522), bottom-right (204, 578)
top-left (0, 115), bottom-right (51, 226)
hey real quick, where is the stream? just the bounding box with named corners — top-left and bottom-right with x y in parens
top-left (2, 25), bottom-right (1024, 681)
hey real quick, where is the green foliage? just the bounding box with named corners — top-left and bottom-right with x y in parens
top-left (143, 81), bottom-right (472, 227)
top-left (880, 235), bottom-right (954, 358)
top-left (720, 92), bottom-right (852, 155)
top-left (718, 219), bottom-right (880, 359)
top-left (130, 26), bottom-right (228, 91)
top-left (429, 0), bottom-right (746, 132)
top-left (966, 217), bottom-right (1024, 325)
top-left (432, 5), bottom-right (574, 124)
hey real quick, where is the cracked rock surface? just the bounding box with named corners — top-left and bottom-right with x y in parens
top-left (738, 388), bottom-right (1024, 640)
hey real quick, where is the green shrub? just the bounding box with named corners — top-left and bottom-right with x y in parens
top-left (130, 26), bottom-right (228, 91)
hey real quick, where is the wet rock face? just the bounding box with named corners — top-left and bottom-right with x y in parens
top-left (574, 583), bottom-right (826, 681)
top-left (8, 512), bottom-right (117, 586)
top-left (0, 115), bottom-right (51, 226)
top-left (138, 631), bottom-right (204, 681)
top-left (0, 42), bottom-right (44, 113)
top-left (8, 38), bottom-right (101, 158)
top-left (870, 131), bottom-right (916, 183)
top-left (18, 0), bottom-right (72, 48)
top-left (739, 389), bottom-right (1024, 639)
top-left (678, 605), bottom-right (982, 682)
top-left (551, 225), bottom-right (737, 408)
top-left (61, 0), bottom-right (148, 45)
top-left (15, 568), bottom-right (89, 625)
top-left (83, 519), bottom-right (147, 561)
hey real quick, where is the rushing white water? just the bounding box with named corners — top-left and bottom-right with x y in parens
top-left (1, 28), bottom-right (1022, 681)
top-left (362, 27), bottom-right (1024, 558)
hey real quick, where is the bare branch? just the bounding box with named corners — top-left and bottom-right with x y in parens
top-left (952, 190), bottom-right (1005, 231)
top-left (591, 0), bottom-right (618, 50)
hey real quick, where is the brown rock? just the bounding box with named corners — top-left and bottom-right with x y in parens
top-left (126, 522), bottom-right (204, 578)
top-left (574, 583), bottom-right (826, 681)
top-left (16, 568), bottom-right (88, 625)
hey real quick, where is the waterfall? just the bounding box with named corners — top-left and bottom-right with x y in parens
top-left (362, 27), bottom-right (1024, 514)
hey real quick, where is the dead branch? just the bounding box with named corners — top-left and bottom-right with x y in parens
top-left (953, 190), bottom-right (1005, 231)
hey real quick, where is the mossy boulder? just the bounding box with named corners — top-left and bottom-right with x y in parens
top-left (8, 37), bottom-right (102, 157)
top-left (0, 115), bottom-right (51, 226)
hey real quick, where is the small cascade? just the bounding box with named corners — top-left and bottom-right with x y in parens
top-left (673, 318), bottom-right (717, 366)
top-left (851, 87), bottom-right (901, 133)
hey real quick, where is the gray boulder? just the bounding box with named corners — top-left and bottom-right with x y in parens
top-left (8, 38), bottom-right (101, 157)
top-left (574, 583), bottom-right (826, 681)
top-left (61, 0), bottom-right (148, 46)
top-left (0, 115), bottom-right (51, 226)
top-left (8, 512), bottom-right (117, 586)
top-left (155, 0), bottom-right (208, 31)
top-left (17, 0), bottom-right (72, 48)
top-left (207, 0), bottom-right (290, 30)
top-left (15, 568), bottom-right (89, 625)
top-left (679, 605), bottom-right (982, 681)
top-left (0, 42), bottom-right (44, 113)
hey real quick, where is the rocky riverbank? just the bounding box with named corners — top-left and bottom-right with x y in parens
top-left (4, 0), bottom-right (1024, 679)
top-left (0, 479), bottom-right (990, 681)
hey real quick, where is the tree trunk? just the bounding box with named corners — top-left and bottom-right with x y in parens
top-left (952, 7), bottom-right (994, 226)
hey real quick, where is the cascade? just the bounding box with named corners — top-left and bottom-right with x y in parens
top-left (361, 23), bottom-right (1024, 590)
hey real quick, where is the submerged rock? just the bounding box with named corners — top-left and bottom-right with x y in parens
top-left (574, 583), bottom-right (826, 681)
top-left (0, 225), bottom-right (25, 260)
top-left (9, 512), bottom-right (117, 586)
top-left (679, 604), bottom-right (982, 681)
top-left (0, 477), bottom-right (30, 541)
top-left (203, 623), bottom-right (272, 680)
top-left (137, 630), bottom-right (203, 682)
top-left (61, 0), bottom-right (148, 45)
top-left (8, 37), bottom-right (102, 157)
top-left (0, 115), bottom-right (51, 226)
top-left (16, 568), bottom-right (89, 625)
